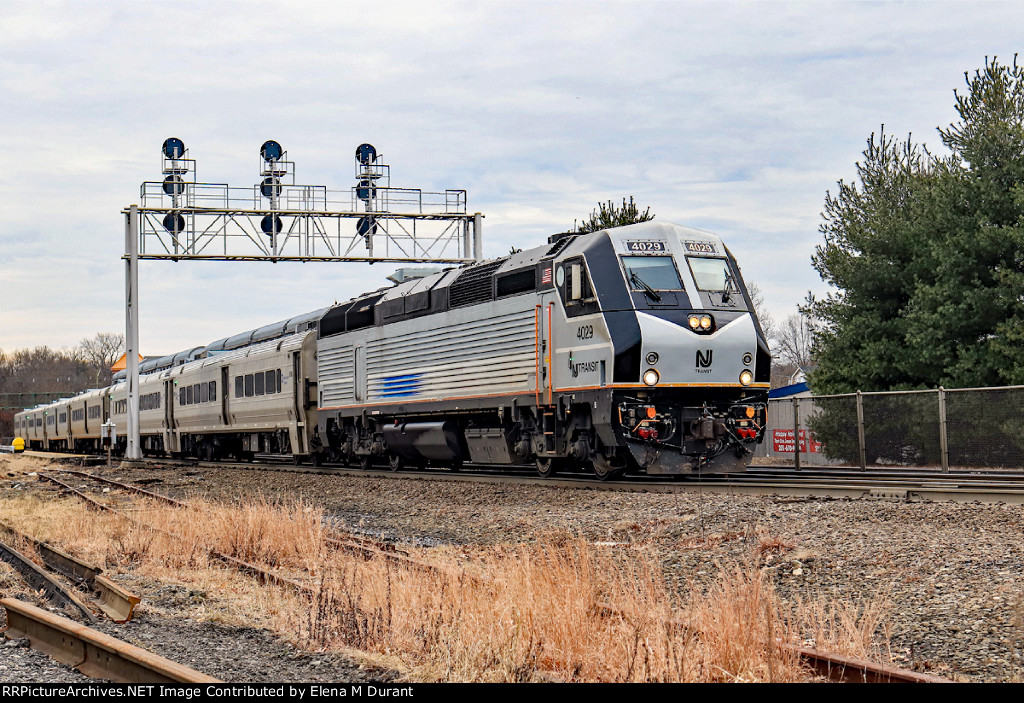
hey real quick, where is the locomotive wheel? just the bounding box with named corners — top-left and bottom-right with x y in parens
top-left (591, 455), bottom-right (625, 481)
top-left (360, 454), bottom-right (374, 470)
top-left (311, 451), bottom-right (323, 468)
top-left (388, 454), bottom-right (404, 472)
top-left (535, 457), bottom-right (560, 478)
top-left (293, 454), bottom-right (304, 466)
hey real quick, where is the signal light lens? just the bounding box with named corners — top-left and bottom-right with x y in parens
top-left (646, 406), bottom-right (657, 419)
top-left (688, 315), bottom-right (701, 330)
top-left (700, 315), bottom-right (712, 329)
top-left (745, 406), bottom-right (755, 418)
top-left (643, 369), bottom-right (660, 386)
top-left (739, 370), bottom-right (753, 386)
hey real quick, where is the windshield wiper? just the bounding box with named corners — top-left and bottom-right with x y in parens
top-left (721, 268), bottom-right (738, 303)
top-left (630, 271), bottom-right (662, 302)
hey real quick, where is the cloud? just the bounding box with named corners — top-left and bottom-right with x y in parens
top-left (1, 1), bottom-right (1022, 354)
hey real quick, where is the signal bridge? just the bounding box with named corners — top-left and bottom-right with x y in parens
top-left (130, 139), bottom-right (481, 263)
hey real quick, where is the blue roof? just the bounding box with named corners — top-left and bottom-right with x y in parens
top-left (769, 382), bottom-right (810, 399)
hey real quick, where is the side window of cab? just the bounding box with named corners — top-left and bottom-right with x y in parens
top-left (556, 256), bottom-right (600, 318)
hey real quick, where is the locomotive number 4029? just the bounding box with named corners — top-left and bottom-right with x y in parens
top-left (577, 325), bottom-right (594, 340)
top-left (626, 241), bottom-right (666, 252)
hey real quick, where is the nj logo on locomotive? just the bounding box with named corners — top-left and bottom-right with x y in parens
top-left (568, 356), bottom-right (600, 378)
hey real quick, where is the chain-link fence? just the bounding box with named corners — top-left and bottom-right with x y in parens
top-left (753, 386), bottom-right (1024, 471)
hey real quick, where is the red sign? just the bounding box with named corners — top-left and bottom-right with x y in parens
top-left (772, 429), bottom-right (822, 453)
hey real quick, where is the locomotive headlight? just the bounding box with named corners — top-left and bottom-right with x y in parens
top-left (688, 315), bottom-right (701, 330)
top-left (643, 369), bottom-right (660, 386)
top-left (700, 315), bottom-right (712, 329)
top-left (739, 370), bottom-right (753, 386)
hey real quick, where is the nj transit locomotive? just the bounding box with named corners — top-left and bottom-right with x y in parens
top-left (15, 221), bottom-right (770, 479)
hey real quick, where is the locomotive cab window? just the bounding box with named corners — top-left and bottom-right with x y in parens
top-left (686, 256), bottom-right (736, 292)
top-left (622, 255), bottom-right (683, 290)
top-left (556, 257), bottom-right (600, 317)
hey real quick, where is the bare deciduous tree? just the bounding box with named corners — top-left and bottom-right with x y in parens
top-left (78, 332), bottom-right (125, 386)
top-left (745, 281), bottom-right (775, 344)
top-left (774, 314), bottom-right (814, 370)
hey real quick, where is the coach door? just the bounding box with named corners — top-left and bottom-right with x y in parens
top-left (221, 367), bottom-right (230, 425)
top-left (163, 378), bottom-right (176, 452)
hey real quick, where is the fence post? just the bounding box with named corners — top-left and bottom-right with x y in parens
top-left (938, 386), bottom-right (949, 474)
top-left (792, 397), bottom-right (801, 471)
top-left (856, 390), bottom-right (867, 471)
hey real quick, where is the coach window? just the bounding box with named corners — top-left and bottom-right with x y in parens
top-left (265, 370), bottom-right (276, 394)
top-left (244, 374), bottom-right (254, 397)
top-left (209, 381), bottom-right (217, 401)
top-left (186, 385), bottom-right (193, 405)
top-left (235, 376), bottom-right (243, 398)
top-left (201, 382), bottom-right (209, 403)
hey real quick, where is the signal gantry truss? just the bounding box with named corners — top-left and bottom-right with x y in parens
top-left (129, 140), bottom-right (481, 263)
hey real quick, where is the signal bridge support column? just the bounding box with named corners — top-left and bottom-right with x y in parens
top-left (125, 205), bottom-right (141, 460)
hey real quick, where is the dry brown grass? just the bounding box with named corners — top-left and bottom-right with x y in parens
top-left (0, 453), bottom-right (54, 477)
top-left (0, 485), bottom-right (892, 682)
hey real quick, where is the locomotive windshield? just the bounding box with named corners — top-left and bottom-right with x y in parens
top-left (686, 256), bottom-right (736, 293)
top-left (622, 256), bottom-right (683, 290)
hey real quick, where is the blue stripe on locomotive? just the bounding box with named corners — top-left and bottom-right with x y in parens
top-left (378, 373), bottom-right (424, 398)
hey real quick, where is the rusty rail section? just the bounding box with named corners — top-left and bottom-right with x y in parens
top-left (57, 469), bottom-right (188, 508)
top-left (55, 470), bottom-right (467, 586)
top-left (1, 598), bottom-right (219, 683)
top-left (0, 520), bottom-right (140, 623)
top-left (38, 472), bottom-right (312, 598)
top-left (786, 644), bottom-right (951, 683)
top-left (0, 538), bottom-right (96, 622)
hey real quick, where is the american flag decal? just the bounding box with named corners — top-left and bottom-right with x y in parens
top-left (541, 267), bottom-right (552, 284)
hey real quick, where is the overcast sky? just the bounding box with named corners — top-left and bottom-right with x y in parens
top-left (1, 0), bottom-right (1021, 356)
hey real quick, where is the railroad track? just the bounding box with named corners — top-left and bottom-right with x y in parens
top-left (0, 521), bottom-right (139, 623)
top-left (22, 449), bottom-right (1024, 503)
top-left (148, 457), bottom-right (1024, 504)
top-left (1, 598), bottom-right (218, 683)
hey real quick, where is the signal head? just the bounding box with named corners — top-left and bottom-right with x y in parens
top-left (356, 143), bottom-right (377, 165)
top-left (261, 140), bottom-right (283, 162)
top-left (162, 137), bottom-right (185, 159)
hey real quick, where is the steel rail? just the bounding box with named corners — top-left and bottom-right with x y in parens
top-left (24, 451), bottom-right (1024, 502)
top-left (0, 539), bottom-right (96, 622)
top-left (785, 644), bottom-right (951, 683)
top-left (174, 459), bottom-right (1024, 504)
top-left (50, 469), bottom-right (470, 586)
top-left (57, 469), bottom-right (189, 507)
top-left (1, 598), bottom-right (219, 683)
top-left (38, 472), bottom-right (314, 598)
top-left (0, 521), bottom-right (140, 623)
